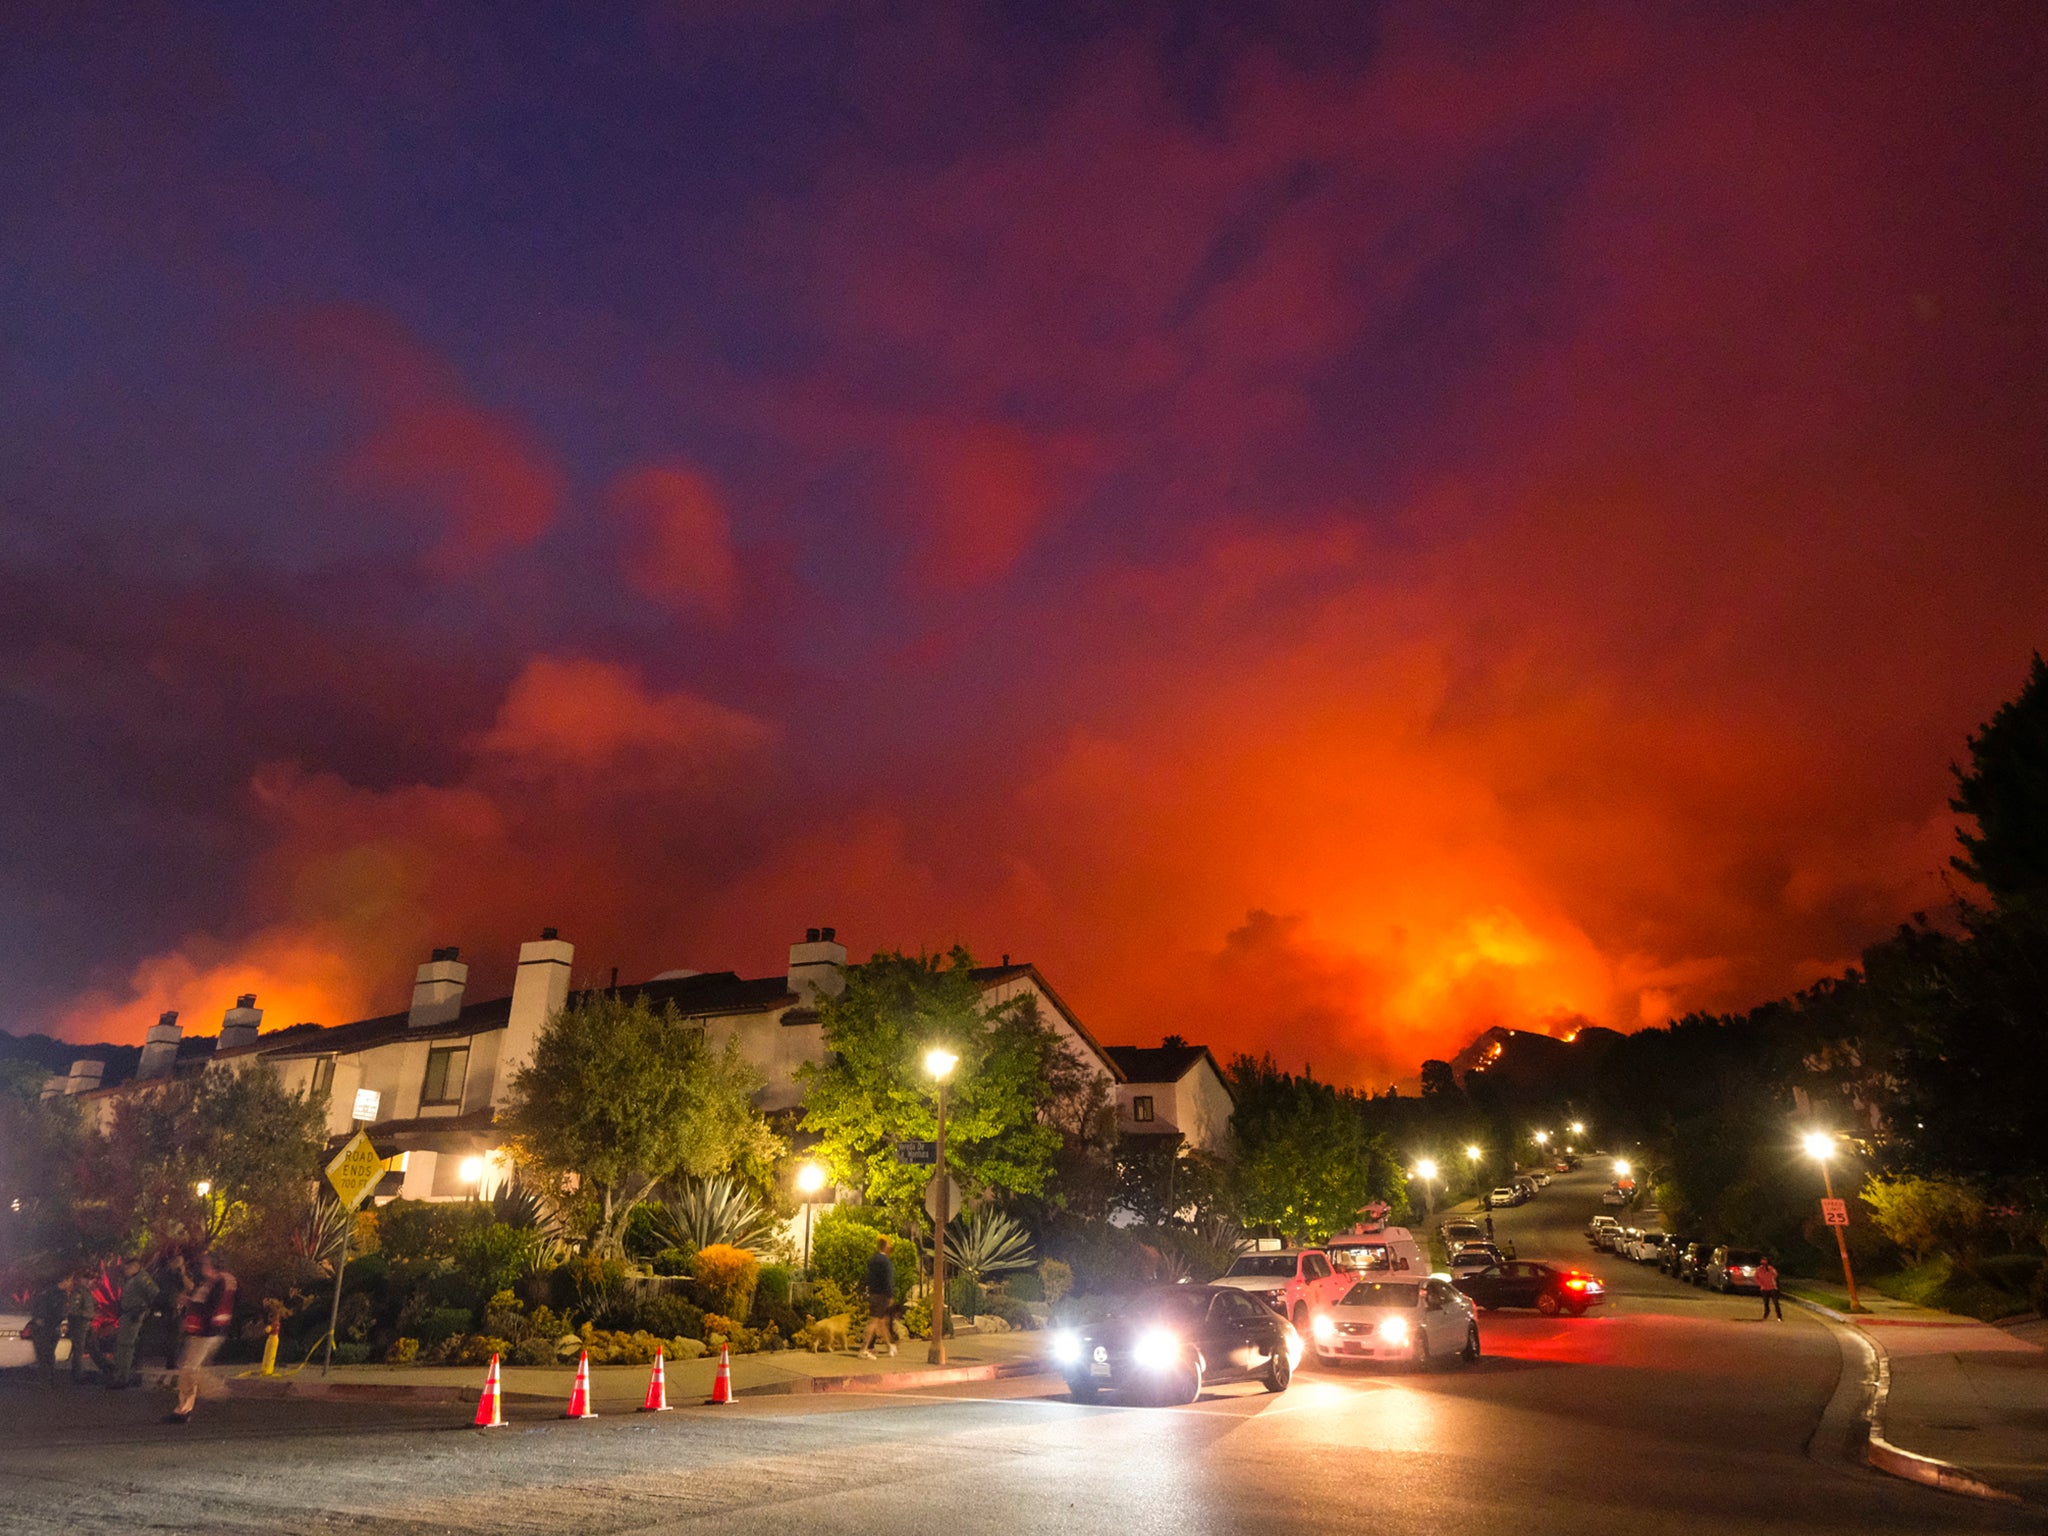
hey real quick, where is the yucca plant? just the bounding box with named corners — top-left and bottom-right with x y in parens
top-left (928, 1210), bottom-right (1038, 1287)
top-left (294, 1196), bottom-right (355, 1269)
top-left (647, 1174), bottom-right (781, 1256)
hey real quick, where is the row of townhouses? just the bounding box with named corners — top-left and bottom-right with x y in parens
top-left (43, 927), bottom-right (1234, 1203)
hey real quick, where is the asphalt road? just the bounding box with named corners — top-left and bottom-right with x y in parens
top-left (0, 1169), bottom-right (2037, 1536)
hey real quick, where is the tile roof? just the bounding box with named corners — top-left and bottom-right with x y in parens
top-left (1104, 1043), bottom-right (1217, 1085)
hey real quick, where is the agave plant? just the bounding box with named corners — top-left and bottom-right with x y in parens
top-left (646, 1174), bottom-right (781, 1256)
top-left (293, 1196), bottom-right (355, 1269)
top-left (490, 1181), bottom-right (571, 1240)
top-left (928, 1210), bottom-right (1038, 1287)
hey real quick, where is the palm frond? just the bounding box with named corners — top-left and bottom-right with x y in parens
top-left (647, 1174), bottom-right (780, 1256)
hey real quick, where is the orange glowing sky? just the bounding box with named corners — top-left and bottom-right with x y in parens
top-left (4, 4), bottom-right (2045, 1083)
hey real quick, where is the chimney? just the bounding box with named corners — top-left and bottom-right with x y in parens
top-left (788, 925), bottom-right (847, 1004)
top-left (217, 993), bottom-right (262, 1052)
top-left (494, 929), bottom-right (574, 1108)
top-left (138, 1012), bottom-right (182, 1080)
top-left (409, 947), bottom-right (468, 1028)
top-left (65, 1058), bottom-right (106, 1095)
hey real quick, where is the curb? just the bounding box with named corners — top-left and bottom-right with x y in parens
top-left (1786, 1294), bottom-right (2025, 1505)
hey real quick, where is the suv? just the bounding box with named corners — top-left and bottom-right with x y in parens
top-left (1586, 1215), bottom-right (1620, 1247)
top-left (1705, 1246), bottom-right (1767, 1294)
top-left (1673, 1242), bottom-right (1710, 1284)
top-left (1214, 1249), bottom-right (1346, 1328)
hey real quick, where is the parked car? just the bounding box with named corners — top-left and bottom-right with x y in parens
top-left (1553, 1160), bottom-right (1572, 1173)
top-left (1630, 1232), bottom-right (1673, 1265)
top-left (1593, 1224), bottom-right (1626, 1253)
top-left (1447, 1243), bottom-right (1504, 1278)
top-left (1586, 1215), bottom-right (1620, 1244)
top-left (1601, 1186), bottom-right (1628, 1206)
top-left (1309, 1277), bottom-right (1479, 1370)
top-left (1454, 1261), bottom-right (1607, 1317)
top-left (1704, 1246), bottom-right (1767, 1294)
top-left (1514, 1175), bottom-right (1540, 1199)
top-left (1441, 1218), bottom-right (1485, 1249)
top-left (1487, 1187), bottom-right (1522, 1208)
top-left (1052, 1285), bottom-right (1300, 1404)
top-left (1658, 1239), bottom-right (1694, 1277)
top-left (1213, 1248), bottom-right (1347, 1328)
top-left (1673, 1242), bottom-right (1711, 1283)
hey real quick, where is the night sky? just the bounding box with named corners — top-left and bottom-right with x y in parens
top-left (5, 3), bottom-right (2045, 1083)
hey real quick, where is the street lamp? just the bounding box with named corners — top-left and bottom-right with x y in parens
top-left (796, 1161), bottom-right (827, 1275)
top-left (1613, 1158), bottom-right (1631, 1179)
top-left (1533, 1130), bottom-right (1549, 1149)
top-left (1413, 1157), bottom-right (1439, 1217)
top-left (1569, 1121), bottom-right (1585, 1137)
top-left (925, 1048), bottom-right (958, 1365)
top-left (1804, 1133), bottom-right (1863, 1312)
top-left (459, 1155), bottom-right (485, 1201)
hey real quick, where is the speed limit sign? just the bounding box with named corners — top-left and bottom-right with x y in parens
top-left (1820, 1198), bottom-right (1849, 1227)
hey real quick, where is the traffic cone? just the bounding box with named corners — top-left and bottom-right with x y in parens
top-left (639, 1348), bottom-right (671, 1412)
top-left (472, 1354), bottom-right (505, 1428)
top-left (563, 1350), bottom-right (598, 1419)
top-left (707, 1343), bottom-right (733, 1405)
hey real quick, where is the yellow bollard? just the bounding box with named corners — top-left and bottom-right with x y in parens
top-left (261, 1299), bottom-right (284, 1375)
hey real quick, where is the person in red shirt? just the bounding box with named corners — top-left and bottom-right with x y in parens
top-left (1755, 1257), bottom-right (1782, 1320)
top-left (166, 1249), bottom-right (237, 1423)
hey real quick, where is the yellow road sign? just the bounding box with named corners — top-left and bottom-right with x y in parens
top-left (325, 1129), bottom-right (385, 1211)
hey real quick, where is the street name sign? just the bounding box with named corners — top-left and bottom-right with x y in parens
top-left (1820, 1197), bottom-right (1849, 1227)
top-left (326, 1129), bottom-right (385, 1211)
top-left (895, 1139), bottom-right (937, 1164)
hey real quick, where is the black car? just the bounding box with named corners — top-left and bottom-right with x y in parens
top-left (1049, 1285), bottom-right (1299, 1404)
top-left (1453, 1260), bottom-right (1607, 1316)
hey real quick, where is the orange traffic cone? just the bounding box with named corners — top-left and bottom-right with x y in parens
top-left (639, 1348), bottom-right (671, 1412)
top-left (707, 1342), bottom-right (733, 1405)
top-left (472, 1353), bottom-right (505, 1428)
top-left (563, 1350), bottom-right (598, 1418)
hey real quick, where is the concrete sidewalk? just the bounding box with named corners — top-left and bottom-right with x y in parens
top-left (207, 1328), bottom-right (1053, 1412)
top-left (1786, 1279), bottom-right (2046, 1507)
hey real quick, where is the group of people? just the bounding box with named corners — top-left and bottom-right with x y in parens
top-left (23, 1246), bottom-right (238, 1422)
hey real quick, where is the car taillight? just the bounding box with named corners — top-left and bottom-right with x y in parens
top-left (1565, 1278), bottom-right (1588, 1290)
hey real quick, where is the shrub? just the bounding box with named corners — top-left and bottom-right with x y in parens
top-left (634, 1293), bottom-right (705, 1341)
top-left (751, 1299), bottom-right (804, 1339)
top-left (482, 1290), bottom-right (526, 1340)
top-left (652, 1246), bottom-right (696, 1277)
top-left (331, 1342), bottom-right (373, 1366)
top-left (509, 1335), bottom-right (555, 1366)
top-left (563, 1254), bottom-right (631, 1325)
top-left (415, 1306), bottom-right (472, 1346)
top-left (756, 1263), bottom-right (793, 1310)
top-left (947, 1275), bottom-right (983, 1320)
top-left (668, 1336), bottom-right (707, 1360)
top-left (693, 1244), bottom-right (761, 1320)
top-left (453, 1224), bottom-right (539, 1308)
top-left (812, 1216), bottom-right (888, 1299)
top-left (981, 1294), bottom-right (1037, 1331)
top-left (901, 1296), bottom-right (952, 1340)
top-left (702, 1313), bottom-right (758, 1352)
top-left (384, 1337), bottom-right (420, 1364)
top-left (1005, 1269), bottom-right (1044, 1302)
top-left (804, 1277), bottom-right (857, 1323)
top-left (1039, 1260), bottom-right (1072, 1306)
top-left (1860, 1175), bottom-right (1993, 1265)
top-left (458, 1335), bottom-right (510, 1366)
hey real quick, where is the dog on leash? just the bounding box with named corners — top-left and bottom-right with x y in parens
top-left (802, 1313), bottom-right (851, 1353)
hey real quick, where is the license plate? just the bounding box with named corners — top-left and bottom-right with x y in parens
top-left (1090, 1360), bottom-right (1112, 1380)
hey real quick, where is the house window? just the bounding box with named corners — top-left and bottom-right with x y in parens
top-left (309, 1056), bottom-right (336, 1101)
top-left (1132, 1095), bottom-right (1155, 1123)
top-left (421, 1046), bottom-right (469, 1107)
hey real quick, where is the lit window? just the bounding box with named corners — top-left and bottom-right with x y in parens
top-left (421, 1046), bottom-right (469, 1107)
top-left (1132, 1095), bottom-right (1155, 1123)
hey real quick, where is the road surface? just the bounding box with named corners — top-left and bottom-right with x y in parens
top-left (0, 1167), bottom-right (2034, 1535)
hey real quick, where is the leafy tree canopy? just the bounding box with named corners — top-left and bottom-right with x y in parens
top-left (501, 992), bottom-right (781, 1256)
top-left (1226, 1055), bottom-right (1407, 1242)
top-left (797, 948), bottom-right (1070, 1223)
top-left (1951, 652), bottom-right (2048, 910)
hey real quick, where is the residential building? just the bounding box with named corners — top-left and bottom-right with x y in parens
top-left (1102, 1040), bottom-right (1234, 1154)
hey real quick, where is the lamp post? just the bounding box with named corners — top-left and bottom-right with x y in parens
top-left (925, 1047), bottom-right (958, 1365)
top-left (1413, 1157), bottom-right (1438, 1217)
top-left (796, 1161), bottom-right (827, 1276)
top-left (1803, 1133), bottom-right (1863, 1312)
top-left (459, 1155), bottom-right (485, 1203)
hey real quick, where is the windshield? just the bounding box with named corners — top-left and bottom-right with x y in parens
top-left (1093, 1290), bottom-right (1211, 1327)
top-left (1339, 1282), bottom-right (1420, 1308)
top-left (1328, 1246), bottom-right (1390, 1271)
top-left (1225, 1256), bottom-right (1297, 1278)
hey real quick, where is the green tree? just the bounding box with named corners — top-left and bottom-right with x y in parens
top-left (1950, 652), bottom-right (2048, 910)
top-left (797, 949), bottom-right (1068, 1223)
top-left (501, 992), bottom-right (781, 1256)
top-left (1226, 1055), bottom-right (1405, 1242)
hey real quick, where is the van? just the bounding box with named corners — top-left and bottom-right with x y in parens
top-left (1325, 1226), bottom-right (1425, 1278)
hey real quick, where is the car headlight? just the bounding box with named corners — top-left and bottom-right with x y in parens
top-left (1131, 1328), bottom-right (1180, 1371)
top-left (1051, 1329), bottom-right (1082, 1366)
top-left (1311, 1314), bottom-right (1336, 1341)
top-left (1376, 1316), bottom-right (1410, 1345)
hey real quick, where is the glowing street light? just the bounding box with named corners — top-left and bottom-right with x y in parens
top-left (1804, 1132), bottom-right (1863, 1312)
top-left (1613, 1158), bottom-right (1631, 1179)
top-left (926, 1046), bottom-right (959, 1365)
top-left (795, 1161), bottom-right (828, 1275)
top-left (1411, 1158), bottom-right (1439, 1217)
top-left (1569, 1121), bottom-right (1586, 1137)
top-left (1533, 1130), bottom-right (1550, 1147)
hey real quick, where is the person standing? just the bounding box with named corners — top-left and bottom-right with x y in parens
top-left (858, 1235), bottom-right (898, 1359)
top-left (108, 1252), bottom-right (159, 1389)
top-left (27, 1271), bottom-right (66, 1389)
top-left (167, 1248), bottom-right (237, 1423)
top-left (63, 1267), bottom-right (98, 1382)
top-left (1756, 1256), bottom-right (1783, 1320)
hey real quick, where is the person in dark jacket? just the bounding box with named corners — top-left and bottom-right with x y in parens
top-left (63, 1266), bottom-right (100, 1382)
top-left (859, 1236), bottom-right (898, 1359)
top-left (108, 1253), bottom-right (160, 1389)
top-left (27, 1272), bottom-right (66, 1388)
top-left (167, 1248), bottom-right (236, 1423)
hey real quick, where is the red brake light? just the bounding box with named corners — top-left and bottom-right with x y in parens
top-left (1565, 1278), bottom-right (1588, 1290)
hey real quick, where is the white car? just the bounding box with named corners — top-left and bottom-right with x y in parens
top-left (1447, 1244), bottom-right (1502, 1278)
top-left (1629, 1232), bottom-right (1672, 1264)
top-left (1309, 1276), bottom-right (1479, 1369)
top-left (1601, 1187), bottom-right (1628, 1206)
top-left (1213, 1249), bottom-right (1347, 1329)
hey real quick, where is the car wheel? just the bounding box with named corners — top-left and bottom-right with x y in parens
top-left (1174, 1355), bottom-right (1204, 1406)
top-left (1462, 1324), bottom-right (1481, 1363)
top-left (1567, 1300), bottom-right (1588, 1317)
top-left (1263, 1346), bottom-right (1291, 1393)
top-left (1066, 1378), bottom-right (1098, 1403)
top-left (1536, 1292), bottom-right (1562, 1316)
